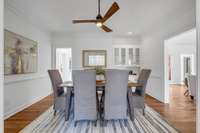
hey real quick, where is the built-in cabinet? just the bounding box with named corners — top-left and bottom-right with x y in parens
top-left (114, 46), bottom-right (140, 66)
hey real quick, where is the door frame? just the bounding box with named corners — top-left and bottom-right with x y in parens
top-left (0, 0), bottom-right (4, 132)
top-left (196, 0), bottom-right (200, 132)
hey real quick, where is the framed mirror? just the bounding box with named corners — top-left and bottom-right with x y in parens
top-left (82, 50), bottom-right (107, 67)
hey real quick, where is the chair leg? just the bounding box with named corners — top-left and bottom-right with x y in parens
top-left (65, 91), bottom-right (73, 121)
top-left (130, 108), bottom-right (135, 121)
top-left (54, 110), bottom-right (57, 116)
top-left (94, 120), bottom-right (97, 127)
top-left (190, 96), bottom-right (194, 100)
top-left (142, 108), bottom-right (145, 116)
top-left (100, 90), bottom-right (105, 121)
top-left (127, 90), bottom-right (134, 121)
top-left (96, 91), bottom-right (100, 118)
top-left (65, 114), bottom-right (68, 121)
top-left (74, 121), bottom-right (78, 127)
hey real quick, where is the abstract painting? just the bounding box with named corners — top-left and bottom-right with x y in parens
top-left (4, 30), bottom-right (38, 75)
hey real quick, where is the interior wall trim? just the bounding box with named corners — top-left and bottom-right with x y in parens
top-left (4, 74), bottom-right (48, 85)
top-left (4, 92), bottom-right (52, 120)
top-left (150, 75), bottom-right (161, 79)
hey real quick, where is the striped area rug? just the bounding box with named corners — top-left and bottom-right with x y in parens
top-left (20, 106), bottom-right (179, 133)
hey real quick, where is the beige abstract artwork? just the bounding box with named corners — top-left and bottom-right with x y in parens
top-left (4, 30), bottom-right (38, 75)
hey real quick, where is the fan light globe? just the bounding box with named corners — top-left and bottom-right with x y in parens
top-left (96, 22), bottom-right (103, 27)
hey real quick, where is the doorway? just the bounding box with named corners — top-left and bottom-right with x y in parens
top-left (181, 54), bottom-right (195, 83)
top-left (56, 48), bottom-right (72, 81)
top-left (164, 29), bottom-right (197, 132)
top-left (164, 29), bottom-right (197, 103)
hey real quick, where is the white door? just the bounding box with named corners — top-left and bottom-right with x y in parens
top-left (56, 48), bottom-right (72, 81)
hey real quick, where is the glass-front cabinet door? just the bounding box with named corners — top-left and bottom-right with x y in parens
top-left (128, 48), bottom-right (134, 65)
top-left (114, 47), bottom-right (140, 66)
top-left (114, 48), bottom-right (120, 65)
top-left (121, 48), bottom-right (126, 65)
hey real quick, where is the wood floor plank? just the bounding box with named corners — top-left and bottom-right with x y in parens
top-left (4, 95), bottom-right (53, 133)
top-left (4, 85), bottom-right (196, 133)
top-left (145, 85), bottom-right (196, 133)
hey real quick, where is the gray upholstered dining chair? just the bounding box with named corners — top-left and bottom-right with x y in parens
top-left (72, 70), bottom-right (97, 126)
top-left (103, 69), bottom-right (129, 120)
top-left (48, 69), bottom-right (73, 121)
top-left (128, 69), bottom-right (151, 120)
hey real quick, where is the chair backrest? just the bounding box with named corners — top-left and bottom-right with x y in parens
top-left (48, 69), bottom-right (64, 97)
top-left (188, 75), bottom-right (196, 97)
top-left (135, 69), bottom-right (151, 96)
top-left (72, 70), bottom-right (97, 121)
top-left (104, 69), bottom-right (129, 120)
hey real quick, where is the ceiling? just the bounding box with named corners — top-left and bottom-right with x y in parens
top-left (166, 29), bottom-right (196, 45)
top-left (5, 0), bottom-right (195, 35)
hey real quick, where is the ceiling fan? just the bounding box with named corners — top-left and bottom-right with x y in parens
top-left (72, 0), bottom-right (120, 32)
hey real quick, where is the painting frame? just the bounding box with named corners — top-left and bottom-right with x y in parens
top-left (4, 29), bottom-right (38, 75)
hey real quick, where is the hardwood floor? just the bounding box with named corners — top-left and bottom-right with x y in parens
top-left (4, 95), bottom-right (53, 133)
top-left (146, 84), bottom-right (196, 133)
top-left (4, 85), bottom-right (196, 133)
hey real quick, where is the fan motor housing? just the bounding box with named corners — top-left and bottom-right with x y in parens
top-left (96, 14), bottom-right (103, 20)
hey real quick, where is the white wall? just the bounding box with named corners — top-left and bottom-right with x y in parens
top-left (165, 29), bottom-right (197, 84)
top-left (140, 3), bottom-right (195, 102)
top-left (0, 0), bottom-right (4, 131)
top-left (4, 4), bottom-right (52, 118)
top-left (141, 36), bottom-right (165, 102)
top-left (166, 44), bottom-right (196, 84)
top-left (52, 33), bottom-right (141, 69)
top-left (197, 0), bottom-right (200, 132)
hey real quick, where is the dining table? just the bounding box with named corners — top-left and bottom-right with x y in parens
top-left (60, 80), bottom-right (143, 91)
top-left (59, 80), bottom-right (143, 117)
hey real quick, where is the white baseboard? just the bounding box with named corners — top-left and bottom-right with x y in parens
top-left (4, 92), bottom-right (52, 120)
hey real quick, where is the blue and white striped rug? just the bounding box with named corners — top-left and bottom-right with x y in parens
top-left (20, 106), bottom-right (179, 133)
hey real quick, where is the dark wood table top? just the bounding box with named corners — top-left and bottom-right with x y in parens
top-left (60, 80), bottom-right (142, 88)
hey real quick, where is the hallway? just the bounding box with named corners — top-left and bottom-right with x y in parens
top-left (146, 85), bottom-right (196, 133)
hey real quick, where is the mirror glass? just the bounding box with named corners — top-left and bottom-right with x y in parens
top-left (82, 50), bottom-right (107, 67)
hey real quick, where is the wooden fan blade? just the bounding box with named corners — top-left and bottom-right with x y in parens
top-left (72, 20), bottom-right (97, 23)
top-left (101, 25), bottom-right (112, 32)
top-left (102, 2), bottom-right (120, 23)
